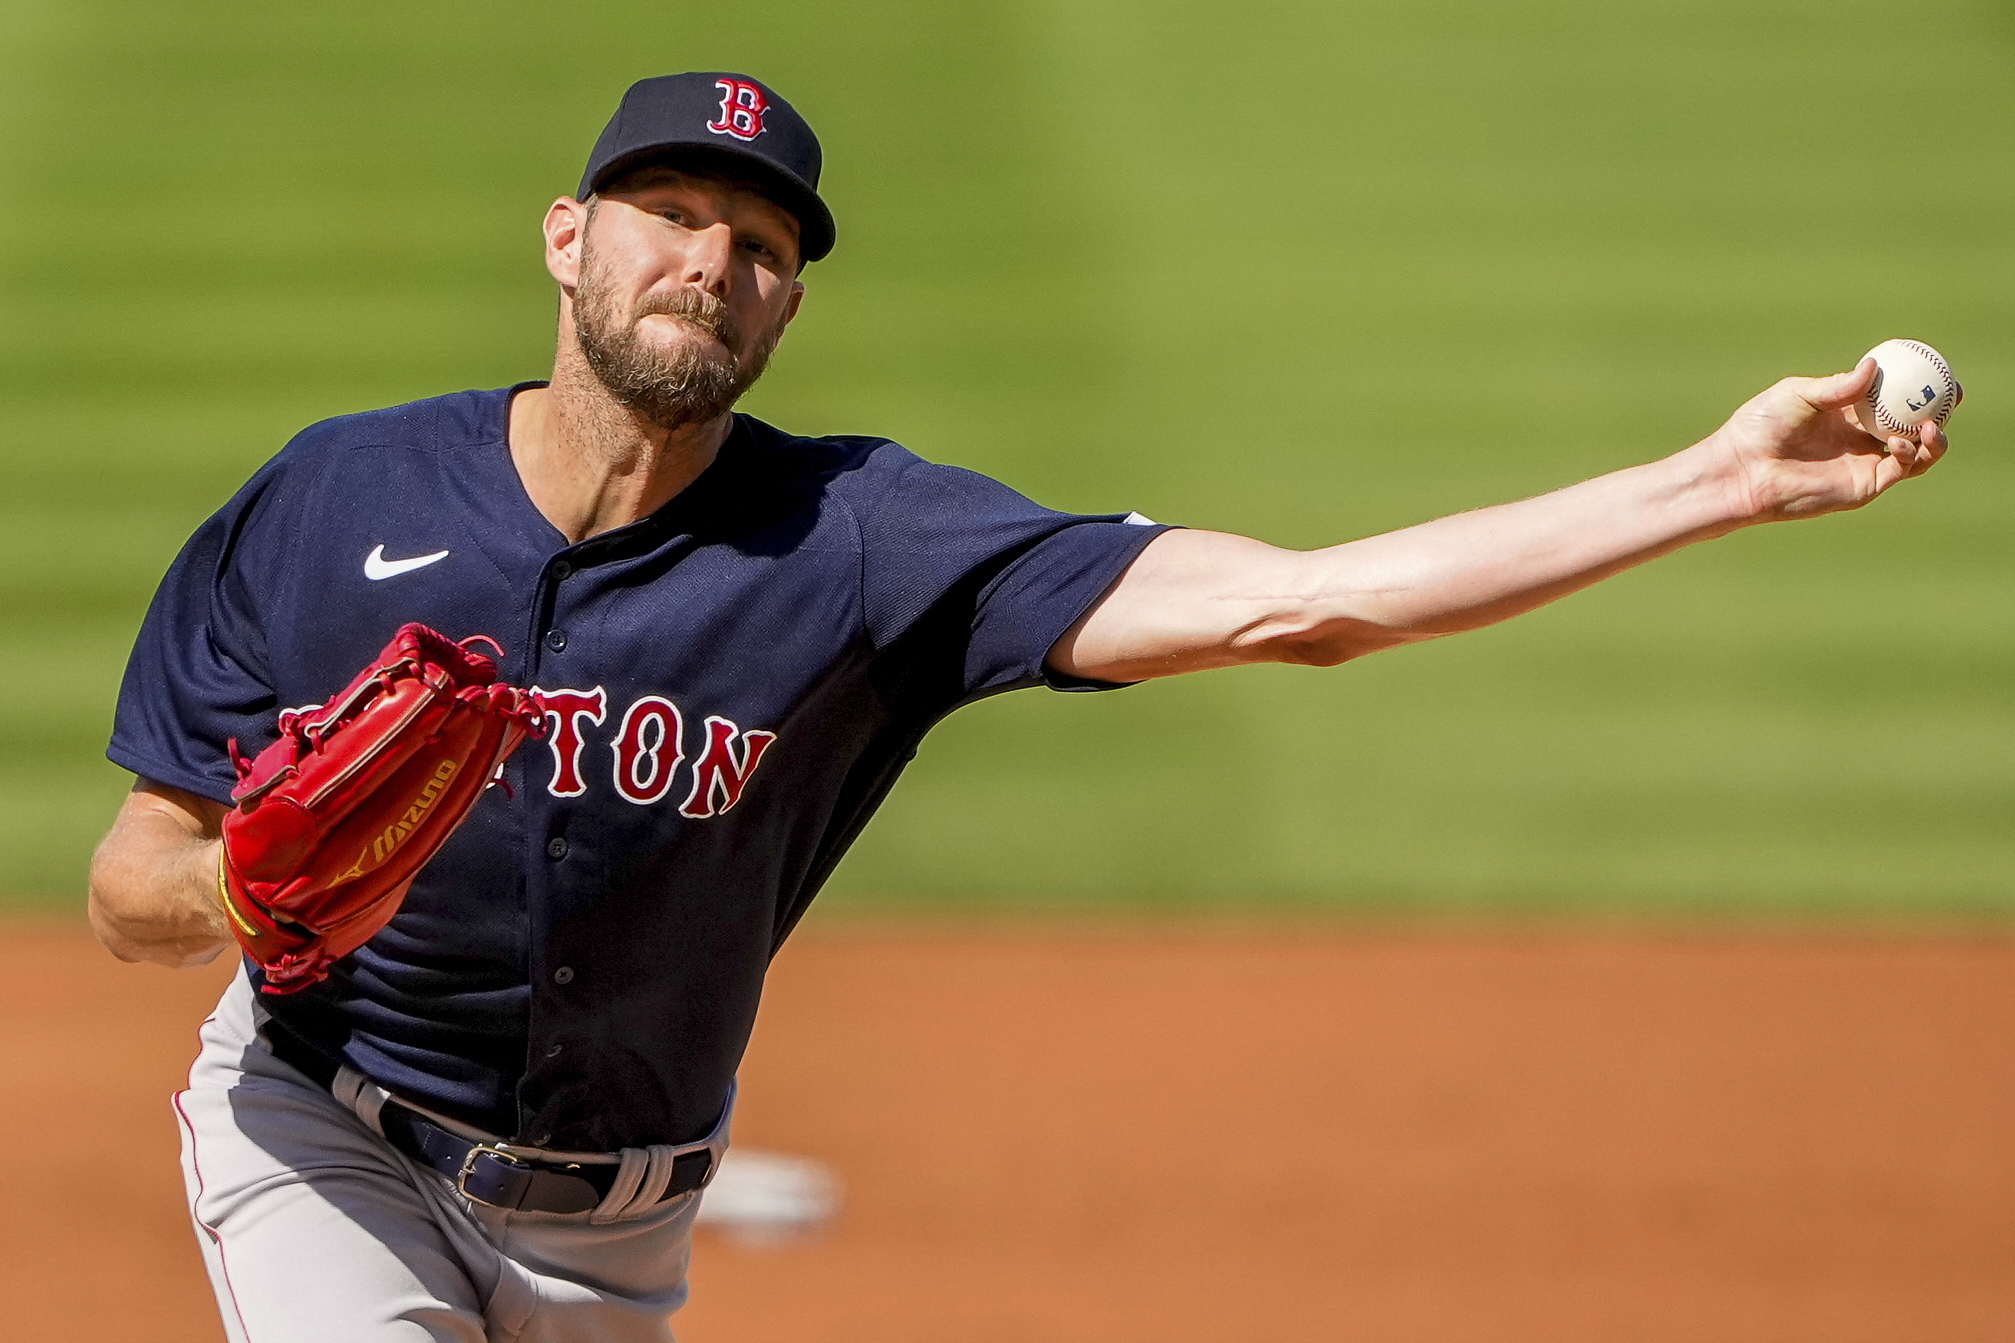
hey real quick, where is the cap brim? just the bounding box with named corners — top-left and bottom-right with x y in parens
top-left (583, 142), bottom-right (836, 264)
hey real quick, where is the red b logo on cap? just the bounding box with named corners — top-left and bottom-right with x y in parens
top-left (707, 79), bottom-right (768, 142)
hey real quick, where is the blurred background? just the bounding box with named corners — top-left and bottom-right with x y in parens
top-left (3, 0), bottom-right (2010, 920)
top-left (7, 4), bottom-right (2014, 1341)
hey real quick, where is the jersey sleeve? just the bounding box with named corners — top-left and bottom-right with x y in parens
top-left (855, 451), bottom-right (1172, 707)
top-left (107, 459), bottom-right (298, 805)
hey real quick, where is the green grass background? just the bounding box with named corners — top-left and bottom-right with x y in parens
top-left (1, 0), bottom-right (2009, 917)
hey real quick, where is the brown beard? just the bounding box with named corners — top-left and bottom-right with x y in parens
top-left (571, 231), bottom-right (782, 430)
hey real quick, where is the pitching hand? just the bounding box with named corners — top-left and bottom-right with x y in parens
top-left (1708, 358), bottom-right (1947, 522)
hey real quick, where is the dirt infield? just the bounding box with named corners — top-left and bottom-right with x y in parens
top-left (9, 919), bottom-right (2015, 1342)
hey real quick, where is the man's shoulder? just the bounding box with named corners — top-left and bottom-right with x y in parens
top-left (736, 415), bottom-right (920, 479)
top-left (276, 386), bottom-right (516, 466)
top-left (735, 415), bottom-right (1013, 509)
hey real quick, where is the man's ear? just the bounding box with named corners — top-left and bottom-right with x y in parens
top-left (776, 281), bottom-right (806, 340)
top-left (544, 197), bottom-right (590, 291)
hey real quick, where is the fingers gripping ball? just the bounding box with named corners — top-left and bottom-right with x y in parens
top-left (218, 623), bottom-right (545, 994)
top-left (1852, 339), bottom-right (1962, 444)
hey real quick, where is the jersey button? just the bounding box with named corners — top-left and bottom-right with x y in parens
top-left (545, 629), bottom-right (568, 653)
top-left (545, 1043), bottom-right (564, 1058)
top-left (553, 966), bottom-right (575, 985)
top-left (546, 837), bottom-right (569, 860)
top-left (551, 561), bottom-right (573, 582)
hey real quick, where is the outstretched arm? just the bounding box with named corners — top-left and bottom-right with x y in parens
top-left (1051, 360), bottom-right (1946, 682)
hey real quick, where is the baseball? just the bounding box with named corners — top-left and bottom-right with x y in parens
top-left (1850, 338), bottom-right (1962, 444)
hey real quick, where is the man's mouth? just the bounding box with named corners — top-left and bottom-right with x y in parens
top-left (634, 295), bottom-right (737, 350)
top-left (645, 312), bottom-right (724, 342)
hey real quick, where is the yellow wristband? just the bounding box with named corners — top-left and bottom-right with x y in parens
top-left (217, 851), bottom-right (261, 941)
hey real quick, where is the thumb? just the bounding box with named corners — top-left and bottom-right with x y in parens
top-left (1800, 357), bottom-right (1877, 411)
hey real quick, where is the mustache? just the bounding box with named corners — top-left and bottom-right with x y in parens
top-left (632, 287), bottom-right (742, 352)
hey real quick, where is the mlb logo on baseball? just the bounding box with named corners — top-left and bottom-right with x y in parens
top-left (1852, 338), bottom-right (1961, 444)
top-left (707, 79), bottom-right (768, 141)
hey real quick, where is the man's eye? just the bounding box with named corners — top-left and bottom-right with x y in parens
top-left (741, 239), bottom-right (775, 259)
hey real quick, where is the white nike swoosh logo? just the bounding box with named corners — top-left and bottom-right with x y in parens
top-left (364, 545), bottom-right (450, 581)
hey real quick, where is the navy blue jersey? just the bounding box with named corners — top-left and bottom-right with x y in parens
top-left (111, 386), bottom-right (1169, 1151)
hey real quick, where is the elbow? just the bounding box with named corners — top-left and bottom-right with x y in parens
top-left (1261, 633), bottom-right (1361, 668)
top-left (1230, 611), bottom-right (1412, 669)
top-left (86, 837), bottom-right (229, 970)
top-left (86, 892), bottom-right (144, 965)
top-left (86, 847), bottom-right (149, 963)
top-left (88, 893), bottom-right (229, 969)
top-left (87, 902), bottom-right (145, 963)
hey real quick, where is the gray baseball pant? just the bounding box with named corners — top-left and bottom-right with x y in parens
top-left (173, 970), bottom-right (731, 1342)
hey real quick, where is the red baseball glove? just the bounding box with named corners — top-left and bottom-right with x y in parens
top-left (218, 623), bottom-right (544, 994)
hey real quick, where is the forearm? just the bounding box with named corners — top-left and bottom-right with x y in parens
top-left (1281, 438), bottom-right (1749, 655)
top-left (1060, 440), bottom-right (1751, 680)
top-left (89, 789), bottom-right (233, 969)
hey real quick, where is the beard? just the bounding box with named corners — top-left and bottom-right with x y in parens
top-left (571, 236), bottom-right (782, 431)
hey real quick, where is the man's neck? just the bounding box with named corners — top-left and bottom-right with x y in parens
top-left (508, 360), bottom-right (733, 545)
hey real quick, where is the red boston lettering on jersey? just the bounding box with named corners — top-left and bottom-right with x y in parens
top-left (706, 79), bottom-right (769, 142)
top-left (532, 686), bottom-right (607, 797)
top-left (612, 696), bottom-right (686, 806)
top-left (529, 690), bottom-right (772, 813)
top-left (679, 716), bottom-right (778, 819)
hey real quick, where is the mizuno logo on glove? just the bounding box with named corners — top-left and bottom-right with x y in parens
top-left (336, 757), bottom-right (463, 881)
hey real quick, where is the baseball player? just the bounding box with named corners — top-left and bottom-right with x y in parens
top-left (87, 71), bottom-right (1944, 1342)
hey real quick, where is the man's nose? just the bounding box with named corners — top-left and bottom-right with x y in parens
top-left (680, 223), bottom-right (735, 296)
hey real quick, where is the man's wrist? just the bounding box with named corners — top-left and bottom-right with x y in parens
top-left (1665, 435), bottom-right (1766, 535)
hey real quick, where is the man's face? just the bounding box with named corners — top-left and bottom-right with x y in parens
top-left (559, 168), bottom-right (805, 430)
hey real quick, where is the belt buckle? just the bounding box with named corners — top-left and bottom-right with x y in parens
top-left (456, 1142), bottom-right (532, 1206)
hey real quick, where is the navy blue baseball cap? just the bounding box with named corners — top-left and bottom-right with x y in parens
top-left (578, 73), bottom-right (835, 264)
